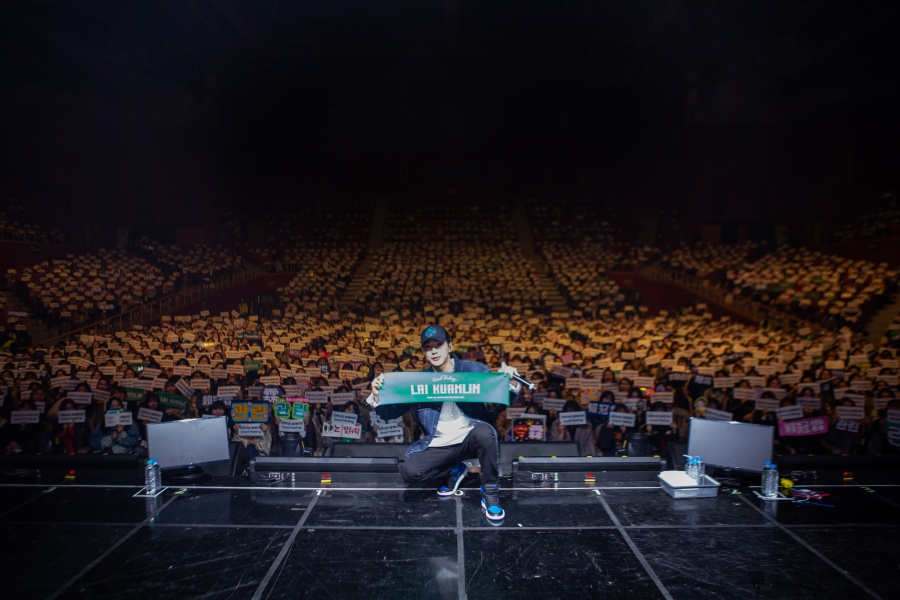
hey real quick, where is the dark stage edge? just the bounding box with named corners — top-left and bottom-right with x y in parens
top-left (1, 477), bottom-right (898, 600)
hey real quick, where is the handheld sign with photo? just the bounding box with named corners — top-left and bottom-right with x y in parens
top-left (510, 414), bottom-right (546, 442)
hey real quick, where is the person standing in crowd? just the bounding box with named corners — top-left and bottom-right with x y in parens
top-left (367, 325), bottom-right (521, 522)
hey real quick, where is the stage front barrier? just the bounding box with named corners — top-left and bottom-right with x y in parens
top-left (513, 456), bottom-right (665, 484)
top-left (250, 456), bottom-right (402, 485)
top-left (0, 453), bottom-right (144, 484)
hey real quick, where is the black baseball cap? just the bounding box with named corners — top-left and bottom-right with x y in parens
top-left (421, 325), bottom-right (451, 347)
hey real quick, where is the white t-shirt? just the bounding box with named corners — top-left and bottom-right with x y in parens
top-left (429, 402), bottom-right (474, 447)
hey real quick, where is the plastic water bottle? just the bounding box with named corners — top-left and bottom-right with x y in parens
top-left (695, 456), bottom-right (705, 482)
top-left (762, 462), bottom-right (779, 498)
top-left (153, 459), bottom-right (162, 491)
top-left (684, 455), bottom-right (695, 479)
top-left (145, 459), bottom-right (160, 495)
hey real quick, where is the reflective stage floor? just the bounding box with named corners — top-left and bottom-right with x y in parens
top-left (2, 477), bottom-right (898, 599)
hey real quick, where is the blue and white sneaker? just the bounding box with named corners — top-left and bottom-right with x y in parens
top-left (437, 462), bottom-right (469, 497)
top-left (480, 484), bottom-right (506, 521)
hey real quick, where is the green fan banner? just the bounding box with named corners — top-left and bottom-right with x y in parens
top-left (379, 372), bottom-right (510, 406)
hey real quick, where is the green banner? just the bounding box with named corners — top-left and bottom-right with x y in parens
top-left (124, 388), bottom-right (146, 403)
top-left (244, 360), bottom-right (262, 372)
top-left (379, 372), bottom-right (510, 406)
top-left (158, 391), bottom-right (188, 410)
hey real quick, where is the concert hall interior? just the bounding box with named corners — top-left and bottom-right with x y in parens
top-left (2, 2), bottom-right (900, 599)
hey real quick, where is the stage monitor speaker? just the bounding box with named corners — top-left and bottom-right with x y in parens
top-left (331, 443), bottom-right (408, 459)
top-left (0, 453), bottom-right (144, 485)
top-left (513, 456), bottom-right (664, 483)
top-left (250, 456), bottom-right (401, 486)
top-left (774, 454), bottom-right (900, 485)
top-left (499, 442), bottom-right (579, 477)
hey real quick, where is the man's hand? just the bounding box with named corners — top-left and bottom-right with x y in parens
top-left (498, 362), bottom-right (522, 392)
top-left (369, 374), bottom-right (386, 407)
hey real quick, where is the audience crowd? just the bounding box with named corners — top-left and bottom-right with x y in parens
top-left (11, 249), bottom-right (180, 333)
top-left (2, 304), bottom-right (898, 471)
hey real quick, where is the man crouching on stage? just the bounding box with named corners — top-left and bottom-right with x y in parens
top-left (366, 325), bottom-right (521, 521)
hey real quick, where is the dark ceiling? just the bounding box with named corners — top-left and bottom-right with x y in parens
top-left (2, 0), bottom-right (898, 115)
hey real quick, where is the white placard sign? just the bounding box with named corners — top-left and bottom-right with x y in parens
top-left (835, 406), bottom-right (865, 420)
top-left (332, 392), bottom-right (357, 406)
top-left (540, 398), bottom-right (566, 411)
top-left (755, 398), bottom-right (781, 411)
top-left (714, 377), bottom-right (735, 389)
top-left (651, 391), bottom-right (674, 404)
top-left (258, 376), bottom-right (281, 386)
top-left (238, 424), bottom-right (264, 437)
top-left (130, 379), bottom-right (154, 391)
top-left (776, 405), bottom-right (804, 421)
top-left (58, 410), bottom-right (86, 424)
top-left (634, 377), bottom-right (655, 389)
top-left (138, 408), bottom-right (164, 423)
top-left (608, 411), bottom-right (636, 427)
top-left (505, 407), bottom-right (526, 418)
top-left (780, 373), bottom-right (801, 385)
top-left (797, 397), bottom-right (822, 410)
top-left (141, 367), bottom-right (162, 380)
top-left (842, 393), bottom-right (866, 408)
top-left (175, 378), bottom-right (195, 398)
top-left (732, 388), bottom-right (756, 401)
top-left (331, 412), bottom-right (359, 426)
top-left (217, 386), bottom-right (241, 398)
top-left (67, 391), bottom-right (93, 405)
top-left (558, 411), bottom-right (586, 426)
top-left (278, 420), bottom-right (306, 434)
top-left (705, 408), bottom-right (733, 421)
top-left (376, 423), bottom-right (404, 438)
top-left (105, 411), bottom-right (133, 427)
top-left (11, 410), bottom-right (41, 424)
top-left (305, 390), bottom-right (328, 404)
top-left (645, 411), bottom-right (674, 426)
